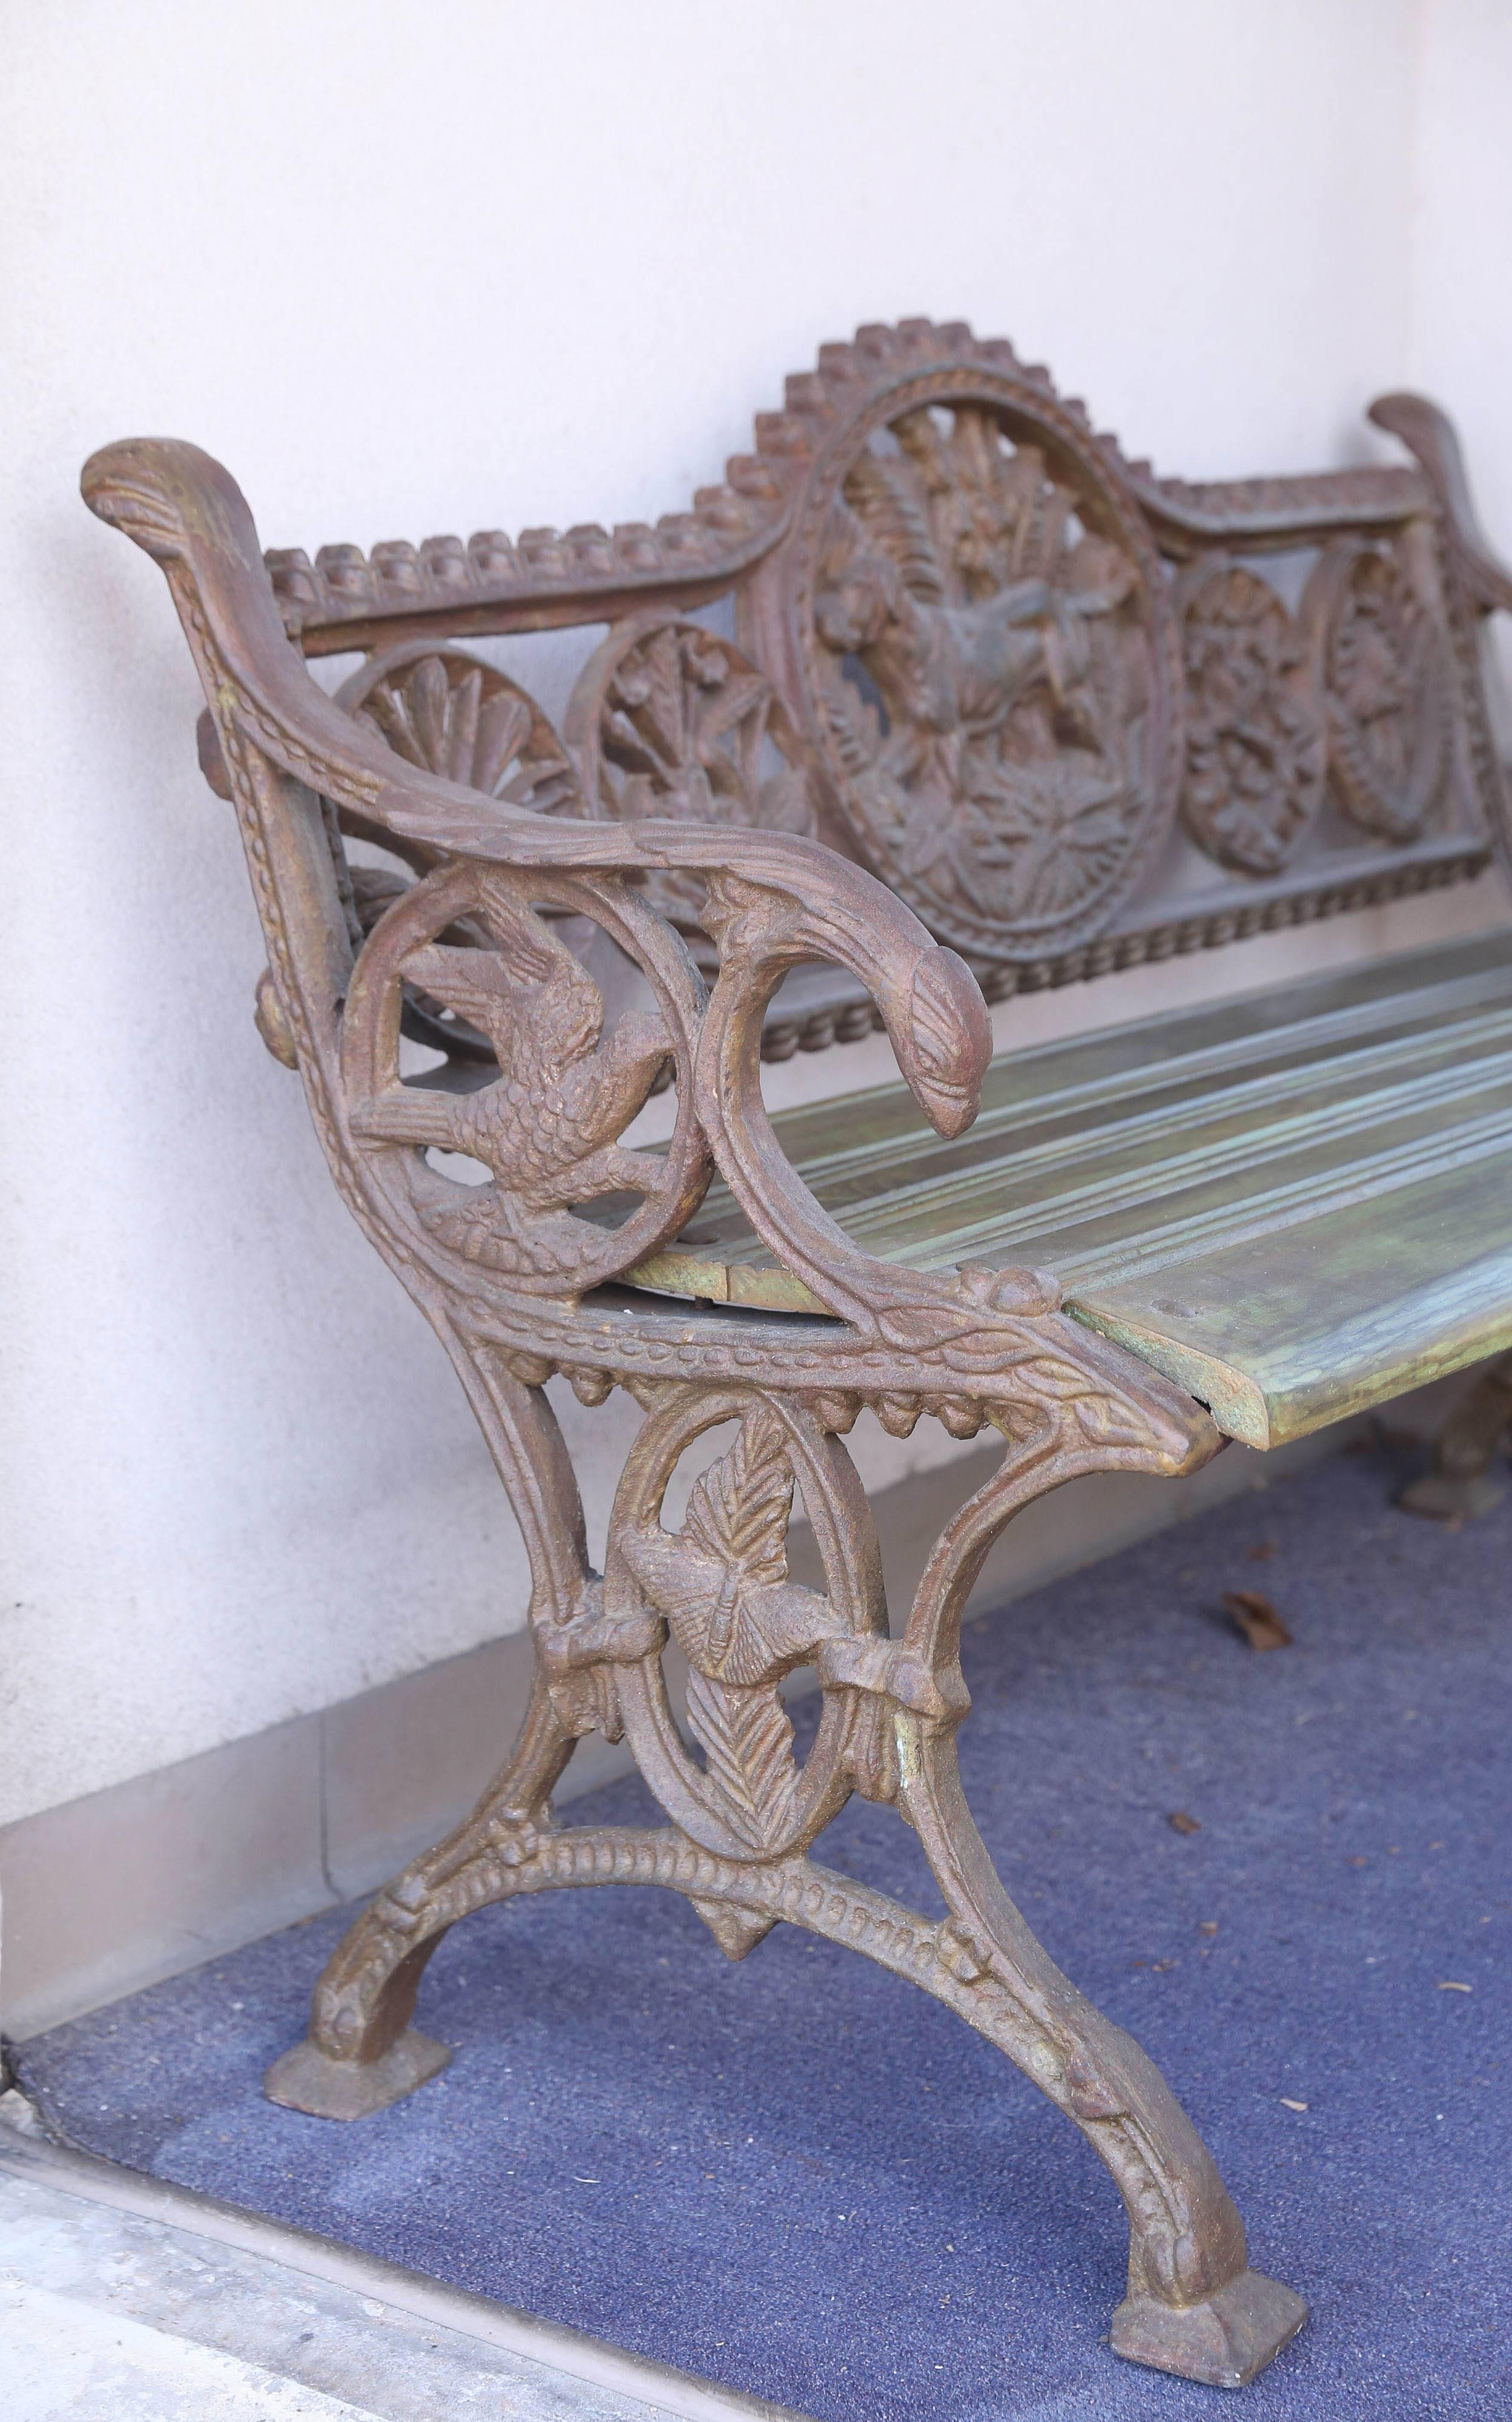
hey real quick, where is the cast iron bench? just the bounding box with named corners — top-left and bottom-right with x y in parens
top-left (84, 322), bottom-right (1512, 2389)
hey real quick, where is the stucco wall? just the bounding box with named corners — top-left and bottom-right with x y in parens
top-left (1411, 0), bottom-right (1512, 705)
top-left (3, 0), bottom-right (1507, 1829)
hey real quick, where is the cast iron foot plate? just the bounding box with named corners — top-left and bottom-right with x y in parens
top-left (263, 2029), bottom-right (452, 2120)
top-left (1112, 2268), bottom-right (1308, 2387)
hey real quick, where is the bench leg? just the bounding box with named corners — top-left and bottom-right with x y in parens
top-left (263, 1672), bottom-right (576, 2120)
top-left (265, 1368), bottom-right (1305, 2385)
top-left (900, 1731), bottom-right (1306, 2385)
top-left (1398, 1350), bottom-right (1512, 1520)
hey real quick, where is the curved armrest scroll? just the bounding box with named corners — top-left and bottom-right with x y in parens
top-left (1370, 392), bottom-right (1512, 616)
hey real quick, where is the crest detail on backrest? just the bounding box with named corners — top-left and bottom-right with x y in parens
top-left (741, 326), bottom-right (1184, 963)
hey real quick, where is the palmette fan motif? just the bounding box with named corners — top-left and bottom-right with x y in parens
top-left (357, 647), bottom-right (583, 814)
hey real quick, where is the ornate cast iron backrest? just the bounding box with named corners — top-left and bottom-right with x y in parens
top-left (261, 323), bottom-right (1512, 1038)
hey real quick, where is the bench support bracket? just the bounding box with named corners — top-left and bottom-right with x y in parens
top-left (266, 1359), bottom-right (1307, 2388)
top-left (1399, 1350), bottom-right (1512, 1521)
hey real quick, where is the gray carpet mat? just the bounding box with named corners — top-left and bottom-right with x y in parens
top-left (17, 1436), bottom-right (1510, 2420)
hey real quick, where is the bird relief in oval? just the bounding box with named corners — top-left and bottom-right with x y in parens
top-left (339, 860), bottom-right (713, 1293)
top-left (398, 888), bottom-right (676, 1272)
top-left (800, 401), bottom-right (1177, 961)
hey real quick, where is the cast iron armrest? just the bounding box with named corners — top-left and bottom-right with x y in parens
top-left (81, 438), bottom-right (1043, 1344)
top-left (1370, 392), bottom-right (1512, 619)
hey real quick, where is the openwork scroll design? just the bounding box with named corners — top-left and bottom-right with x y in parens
top-left (1306, 536), bottom-right (1453, 843)
top-left (262, 1360), bottom-right (1301, 2386)
top-left (1176, 558), bottom-right (1326, 875)
top-left (564, 616), bottom-right (817, 942)
top-left (797, 396), bottom-right (1175, 960)
top-left (82, 387), bottom-right (1351, 2390)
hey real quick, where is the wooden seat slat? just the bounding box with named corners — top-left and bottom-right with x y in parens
top-left (627, 935), bottom-right (1512, 1442)
top-left (784, 1018), bottom-right (1512, 1253)
top-left (659, 940), bottom-right (1512, 1251)
top-left (1074, 1160), bottom-right (1512, 1447)
top-left (762, 942), bottom-right (1512, 1172)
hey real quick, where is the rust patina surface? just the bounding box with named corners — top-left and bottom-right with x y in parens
top-left (85, 324), bottom-right (1512, 2387)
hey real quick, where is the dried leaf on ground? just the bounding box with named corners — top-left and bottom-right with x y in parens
top-left (1223, 1589), bottom-right (1293, 1651)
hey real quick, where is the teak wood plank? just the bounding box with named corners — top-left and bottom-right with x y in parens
top-left (626, 932), bottom-right (1512, 1445)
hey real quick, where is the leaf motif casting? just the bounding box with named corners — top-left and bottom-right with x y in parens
top-left (683, 1668), bottom-right (800, 1854)
top-left (567, 619), bottom-right (817, 942)
top-left (682, 1403), bottom-right (793, 1658)
top-left (599, 624), bottom-right (813, 838)
top-left (623, 1405), bottom-right (842, 1688)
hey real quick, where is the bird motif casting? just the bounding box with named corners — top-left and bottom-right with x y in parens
top-left (352, 873), bottom-right (672, 1221)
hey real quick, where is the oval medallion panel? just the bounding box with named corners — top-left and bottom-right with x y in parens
top-left (1176, 558), bottom-right (1326, 876)
top-left (756, 357), bottom-right (1184, 962)
top-left (1304, 536), bottom-right (1453, 844)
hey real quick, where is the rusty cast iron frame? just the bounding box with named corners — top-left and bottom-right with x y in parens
top-left (84, 324), bottom-right (1512, 2387)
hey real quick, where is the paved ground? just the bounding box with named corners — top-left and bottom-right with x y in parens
top-left (14, 1435), bottom-right (1512, 2420)
top-left (0, 2099), bottom-right (795, 2421)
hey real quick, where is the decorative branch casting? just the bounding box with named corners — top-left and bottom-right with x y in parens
top-left (564, 615), bottom-right (817, 943)
top-left (80, 318), bottom-right (1512, 2389)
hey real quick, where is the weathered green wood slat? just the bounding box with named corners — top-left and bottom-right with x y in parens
top-left (1072, 1159), bottom-right (1512, 1447)
top-left (625, 932), bottom-right (1512, 1446)
top-left (777, 1040), bottom-right (1512, 1268)
top-left (667, 937), bottom-right (1512, 1255)
top-left (672, 1000), bottom-right (1512, 1264)
top-left (788, 1001), bottom-right (1512, 1223)
top-left (756, 934), bottom-right (1512, 1180)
